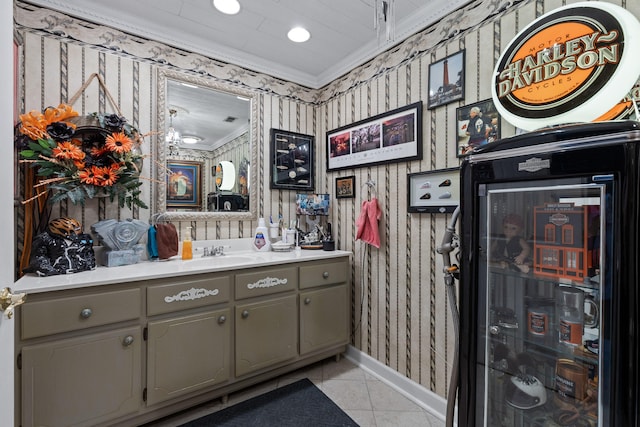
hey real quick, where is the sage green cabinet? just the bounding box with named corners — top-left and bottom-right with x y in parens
top-left (21, 326), bottom-right (142, 427)
top-left (235, 294), bottom-right (297, 377)
top-left (16, 254), bottom-right (350, 427)
top-left (146, 308), bottom-right (231, 406)
top-left (300, 284), bottom-right (349, 355)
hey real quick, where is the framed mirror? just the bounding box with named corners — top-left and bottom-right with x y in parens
top-left (156, 69), bottom-right (258, 221)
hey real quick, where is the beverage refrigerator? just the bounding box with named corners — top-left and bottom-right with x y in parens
top-left (458, 121), bottom-right (640, 426)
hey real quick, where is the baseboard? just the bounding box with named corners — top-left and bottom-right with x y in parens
top-left (344, 345), bottom-right (452, 424)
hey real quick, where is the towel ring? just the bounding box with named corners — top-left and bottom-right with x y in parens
top-left (363, 179), bottom-right (376, 200)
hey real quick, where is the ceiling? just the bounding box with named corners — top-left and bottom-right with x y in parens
top-left (23, 0), bottom-right (470, 151)
top-left (25, 0), bottom-right (471, 89)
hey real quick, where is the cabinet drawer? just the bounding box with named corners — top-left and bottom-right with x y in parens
top-left (235, 266), bottom-right (297, 299)
top-left (147, 274), bottom-right (231, 316)
top-left (21, 288), bottom-right (141, 340)
top-left (300, 259), bottom-right (348, 289)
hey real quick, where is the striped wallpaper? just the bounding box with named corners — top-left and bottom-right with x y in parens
top-left (14, 0), bottom-right (640, 399)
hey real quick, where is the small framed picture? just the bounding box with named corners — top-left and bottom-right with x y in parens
top-left (428, 50), bottom-right (465, 109)
top-left (335, 175), bottom-right (356, 199)
top-left (456, 98), bottom-right (501, 157)
top-left (408, 167), bottom-right (460, 213)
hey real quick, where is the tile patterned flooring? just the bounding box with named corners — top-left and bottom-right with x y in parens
top-left (145, 356), bottom-right (446, 427)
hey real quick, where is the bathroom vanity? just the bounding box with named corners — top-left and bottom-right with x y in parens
top-left (13, 244), bottom-right (351, 427)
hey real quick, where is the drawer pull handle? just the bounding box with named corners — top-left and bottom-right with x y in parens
top-left (122, 335), bottom-right (134, 347)
top-left (80, 308), bottom-right (93, 319)
top-left (304, 298), bottom-right (311, 305)
top-left (241, 310), bottom-right (249, 319)
top-left (322, 272), bottom-right (329, 279)
top-left (218, 315), bottom-right (227, 324)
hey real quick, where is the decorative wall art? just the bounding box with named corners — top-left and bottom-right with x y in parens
top-left (166, 160), bottom-right (202, 209)
top-left (428, 50), bottom-right (465, 109)
top-left (270, 129), bottom-right (314, 191)
top-left (408, 167), bottom-right (460, 213)
top-left (335, 176), bottom-right (356, 199)
top-left (456, 98), bottom-right (501, 157)
top-left (326, 101), bottom-right (423, 172)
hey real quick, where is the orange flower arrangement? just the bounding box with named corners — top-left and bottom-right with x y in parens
top-left (16, 104), bottom-right (147, 208)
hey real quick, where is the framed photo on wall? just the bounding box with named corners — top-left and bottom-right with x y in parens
top-left (408, 167), bottom-right (460, 213)
top-left (335, 175), bottom-right (355, 199)
top-left (428, 50), bottom-right (465, 109)
top-left (326, 101), bottom-right (423, 172)
top-left (166, 160), bottom-right (202, 209)
top-left (270, 129), bottom-right (314, 191)
top-left (456, 98), bottom-right (501, 157)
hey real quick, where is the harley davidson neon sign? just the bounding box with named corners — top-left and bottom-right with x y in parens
top-left (491, 2), bottom-right (640, 131)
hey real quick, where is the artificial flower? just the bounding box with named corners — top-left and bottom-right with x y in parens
top-left (105, 132), bottom-right (133, 153)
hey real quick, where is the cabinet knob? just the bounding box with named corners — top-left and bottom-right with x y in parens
top-left (304, 298), bottom-right (311, 305)
top-left (218, 315), bottom-right (226, 324)
top-left (122, 335), bottom-right (134, 347)
top-left (322, 271), bottom-right (329, 279)
top-left (241, 310), bottom-right (249, 319)
top-left (80, 308), bottom-right (93, 319)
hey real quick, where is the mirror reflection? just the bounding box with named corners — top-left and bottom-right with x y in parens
top-left (156, 70), bottom-right (258, 221)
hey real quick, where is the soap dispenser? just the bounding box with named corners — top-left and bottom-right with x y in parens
top-left (182, 226), bottom-right (193, 260)
top-left (253, 218), bottom-right (271, 252)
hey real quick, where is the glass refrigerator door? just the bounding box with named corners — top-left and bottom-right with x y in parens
top-left (477, 177), bottom-right (608, 427)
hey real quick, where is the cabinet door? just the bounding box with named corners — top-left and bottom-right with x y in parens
top-left (235, 294), bottom-right (297, 377)
top-left (21, 326), bottom-right (141, 427)
top-left (300, 285), bottom-right (349, 355)
top-left (146, 308), bottom-right (230, 406)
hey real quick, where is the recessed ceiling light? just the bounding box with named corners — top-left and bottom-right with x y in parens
top-left (287, 27), bottom-right (310, 43)
top-left (213, 0), bottom-right (240, 15)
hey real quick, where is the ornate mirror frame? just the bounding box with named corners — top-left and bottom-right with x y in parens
top-left (156, 69), bottom-right (258, 221)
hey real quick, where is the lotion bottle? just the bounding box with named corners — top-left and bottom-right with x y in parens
top-left (253, 218), bottom-right (271, 251)
top-left (182, 226), bottom-right (193, 260)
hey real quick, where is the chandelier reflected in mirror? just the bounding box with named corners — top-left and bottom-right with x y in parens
top-left (166, 108), bottom-right (181, 156)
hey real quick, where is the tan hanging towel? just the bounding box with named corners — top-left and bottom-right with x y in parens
top-left (155, 223), bottom-right (179, 259)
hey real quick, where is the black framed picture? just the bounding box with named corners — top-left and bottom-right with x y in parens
top-left (270, 129), bottom-right (314, 191)
top-left (428, 50), bottom-right (465, 109)
top-left (335, 175), bottom-right (355, 199)
top-left (456, 98), bottom-right (501, 157)
top-left (408, 167), bottom-right (460, 213)
top-left (326, 101), bottom-right (423, 172)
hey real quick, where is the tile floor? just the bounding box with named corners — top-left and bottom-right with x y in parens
top-left (145, 356), bottom-right (446, 427)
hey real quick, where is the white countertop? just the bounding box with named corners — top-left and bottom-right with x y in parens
top-left (15, 239), bottom-right (351, 294)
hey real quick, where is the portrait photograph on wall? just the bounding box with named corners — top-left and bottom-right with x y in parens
top-left (456, 98), bottom-right (501, 157)
top-left (326, 101), bottom-right (423, 172)
top-left (166, 160), bottom-right (202, 209)
top-left (428, 50), bottom-right (465, 109)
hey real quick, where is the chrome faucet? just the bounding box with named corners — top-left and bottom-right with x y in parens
top-left (202, 245), bottom-right (226, 257)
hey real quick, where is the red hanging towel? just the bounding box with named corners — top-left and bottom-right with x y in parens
top-left (356, 197), bottom-right (382, 248)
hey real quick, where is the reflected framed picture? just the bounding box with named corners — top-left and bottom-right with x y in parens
top-left (166, 160), bottom-right (202, 209)
top-left (326, 101), bottom-right (422, 171)
top-left (456, 98), bottom-right (501, 157)
top-left (270, 129), bottom-right (314, 191)
top-left (408, 167), bottom-right (460, 213)
top-left (428, 50), bottom-right (465, 109)
top-left (335, 175), bottom-right (355, 199)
